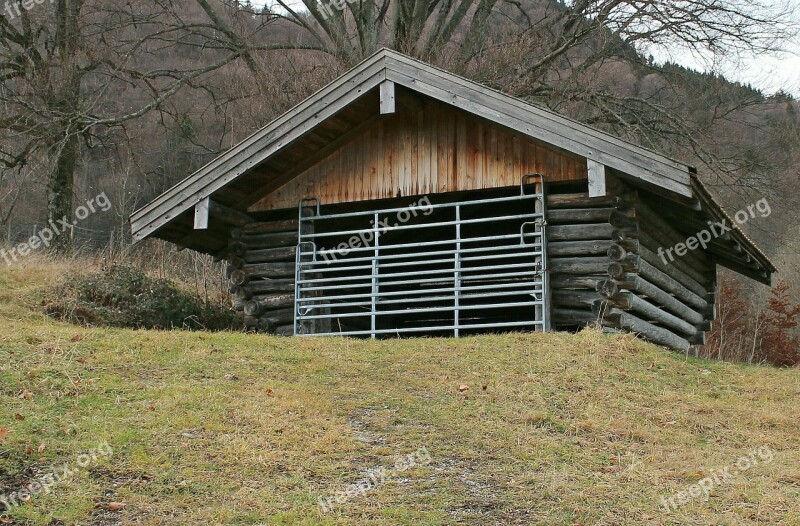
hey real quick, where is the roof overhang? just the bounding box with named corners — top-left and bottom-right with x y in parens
top-left (130, 48), bottom-right (775, 283)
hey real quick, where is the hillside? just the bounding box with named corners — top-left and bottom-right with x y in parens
top-left (0, 262), bottom-right (799, 526)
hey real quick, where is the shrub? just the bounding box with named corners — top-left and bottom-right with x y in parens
top-left (704, 278), bottom-right (800, 367)
top-left (44, 264), bottom-right (240, 331)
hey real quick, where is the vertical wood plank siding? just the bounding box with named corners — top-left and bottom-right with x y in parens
top-left (251, 104), bottom-right (587, 211)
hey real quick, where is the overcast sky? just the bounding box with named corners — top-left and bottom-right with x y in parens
top-left (650, 40), bottom-right (800, 97)
top-left (267, 1), bottom-right (800, 96)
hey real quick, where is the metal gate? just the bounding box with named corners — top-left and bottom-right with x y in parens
top-left (294, 176), bottom-right (548, 337)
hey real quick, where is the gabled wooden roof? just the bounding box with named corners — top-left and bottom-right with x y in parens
top-left (130, 48), bottom-right (696, 240)
top-left (129, 48), bottom-right (775, 282)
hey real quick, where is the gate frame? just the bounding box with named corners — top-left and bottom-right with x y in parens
top-left (294, 175), bottom-right (548, 337)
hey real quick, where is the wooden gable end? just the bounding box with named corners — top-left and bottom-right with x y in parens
top-left (250, 101), bottom-right (588, 212)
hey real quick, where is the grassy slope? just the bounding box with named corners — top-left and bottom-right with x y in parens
top-left (0, 262), bottom-right (798, 526)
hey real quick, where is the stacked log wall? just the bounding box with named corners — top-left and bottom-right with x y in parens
top-left (225, 219), bottom-right (299, 335)
top-left (220, 185), bottom-right (718, 350)
top-left (594, 187), bottom-right (717, 351)
top-left (546, 192), bottom-right (615, 328)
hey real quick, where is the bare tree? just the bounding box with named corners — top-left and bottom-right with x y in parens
top-left (265, 1), bottom-right (797, 185)
top-left (0, 0), bottom-right (282, 251)
top-left (0, 165), bottom-right (32, 241)
top-left (2, 0), bottom-right (796, 256)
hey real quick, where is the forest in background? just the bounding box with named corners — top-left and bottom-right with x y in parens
top-left (1, 0), bottom-right (798, 362)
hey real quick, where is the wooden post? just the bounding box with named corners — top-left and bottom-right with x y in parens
top-left (380, 80), bottom-right (396, 114)
top-left (194, 197), bottom-right (210, 230)
top-left (587, 160), bottom-right (607, 197)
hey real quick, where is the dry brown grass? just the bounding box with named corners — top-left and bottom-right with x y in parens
top-left (0, 260), bottom-right (798, 525)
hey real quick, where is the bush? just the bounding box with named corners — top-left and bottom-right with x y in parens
top-left (704, 277), bottom-right (800, 367)
top-left (44, 264), bottom-right (240, 331)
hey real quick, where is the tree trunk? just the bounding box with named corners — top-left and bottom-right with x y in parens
top-left (47, 131), bottom-right (79, 253)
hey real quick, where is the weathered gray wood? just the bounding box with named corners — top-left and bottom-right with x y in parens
top-left (550, 257), bottom-right (610, 275)
top-left (636, 228), bottom-right (708, 273)
top-left (229, 242), bottom-right (247, 257)
top-left (612, 191), bottom-right (636, 211)
top-left (548, 224), bottom-right (613, 241)
top-left (608, 257), bottom-right (708, 311)
top-left (242, 278), bottom-right (296, 294)
top-left (553, 290), bottom-right (604, 309)
top-left (549, 240), bottom-right (613, 257)
top-left (234, 231), bottom-right (298, 249)
top-left (209, 200), bottom-right (253, 226)
top-left (607, 243), bottom-right (628, 262)
top-left (552, 308), bottom-right (600, 326)
top-left (607, 251), bottom-right (640, 273)
top-left (229, 270), bottom-right (249, 286)
top-left (612, 226), bottom-right (639, 243)
top-left (715, 257), bottom-right (770, 284)
top-left (228, 256), bottom-right (246, 269)
top-left (194, 197), bottom-right (210, 230)
top-left (609, 211), bottom-right (637, 230)
top-left (244, 316), bottom-right (276, 333)
top-left (628, 201), bottom-right (709, 260)
top-left (696, 320), bottom-right (713, 332)
top-left (638, 245), bottom-right (710, 295)
top-left (245, 295), bottom-right (295, 315)
top-left (380, 80), bottom-right (396, 114)
top-left (597, 275), bottom-right (704, 325)
top-left (641, 245), bottom-right (712, 292)
top-left (614, 226), bottom-right (706, 283)
top-left (550, 275), bottom-right (607, 290)
top-left (239, 262), bottom-right (296, 279)
top-left (547, 208), bottom-right (613, 224)
top-left (384, 56), bottom-right (693, 195)
top-left (242, 246), bottom-right (297, 263)
top-left (617, 203), bottom-right (713, 282)
top-left (587, 160), bottom-right (607, 197)
top-left (131, 58), bottom-right (388, 240)
top-left (547, 193), bottom-right (614, 209)
top-left (235, 220), bottom-right (299, 236)
top-left (609, 242), bottom-right (710, 298)
top-left (275, 325), bottom-right (294, 337)
top-left (642, 208), bottom-right (755, 269)
top-left (234, 287), bottom-right (253, 301)
top-left (606, 292), bottom-right (697, 337)
top-left (261, 308), bottom-right (295, 326)
top-left (689, 332), bottom-right (707, 345)
top-left (603, 308), bottom-right (690, 351)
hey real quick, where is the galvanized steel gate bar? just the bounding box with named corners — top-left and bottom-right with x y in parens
top-left (294, 178), bottom-right (548, 337)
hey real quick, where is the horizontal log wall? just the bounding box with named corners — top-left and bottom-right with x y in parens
top-left (224, 187), bottom-right (717, 350)
top-left (596, 187), bottom-right (717, 351)
top-left (547, 192), bottom-right (613, 329)
top-left (227, 219), bottom-right (300, 335)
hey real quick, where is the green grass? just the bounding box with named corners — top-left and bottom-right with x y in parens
top-left (1, 260), bottom-right (799, 525)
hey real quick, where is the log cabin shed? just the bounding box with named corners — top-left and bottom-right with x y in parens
top-left (130, 48), bottom-right (776, 351)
